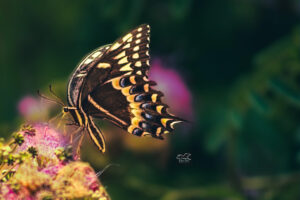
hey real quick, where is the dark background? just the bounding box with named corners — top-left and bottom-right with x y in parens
top-left (1, 0), bottom-right (300, 199)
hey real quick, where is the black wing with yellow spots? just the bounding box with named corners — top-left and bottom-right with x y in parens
top-left (81, 24), bottom-right (185, 139)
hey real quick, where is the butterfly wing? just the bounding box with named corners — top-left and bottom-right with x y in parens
top-left (67, 44), bottom-right (111, 107)
top-left (80, 24), bottom-right (150, 102)
top-left (82, 24), bottom-right (184, 139)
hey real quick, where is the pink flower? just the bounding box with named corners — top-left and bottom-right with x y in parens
top-left (149, 58), bottom-right (194, 120)
top-left (17, 95), bottom-right (53, 122)
top-left (1, 123), bottom-right (110, 199)
top-left (18, 96), bottom-right (39, 116)
top-left (17, 123), bottom-right (69, 161)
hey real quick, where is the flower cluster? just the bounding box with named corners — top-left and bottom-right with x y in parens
top-left (0, 123), bottom-right (110, 199)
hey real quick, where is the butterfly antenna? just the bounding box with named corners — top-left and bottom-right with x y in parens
top-left (96, 164), bottom-right (120, 177)
top-left (37, 90), bottom-right (64, 106)
top-left (48, 85), bottom-right (65, 106)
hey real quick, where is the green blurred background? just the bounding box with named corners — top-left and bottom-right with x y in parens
top-left (1, 0), bottom-right (300, 199)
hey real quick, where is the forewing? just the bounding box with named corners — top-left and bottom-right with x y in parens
top-left (101, 23), bottom-right (151, 77)
top-left (68, 44), bottom-right (111, 107)
top-left (80, 24), bottom-right (150, 103)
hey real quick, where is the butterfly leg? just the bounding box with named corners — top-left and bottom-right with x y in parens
top-left (75, 132), bottom-right (85, 158)
top-left (70, 126), bottom-right (83, 144)
top-left (57, 111), bottom-right (68, 129)
top-left (63, 120), bottom-right (77, 136)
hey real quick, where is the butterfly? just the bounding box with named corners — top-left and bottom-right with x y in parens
top-left (61, 24), bottom-right (185, 153)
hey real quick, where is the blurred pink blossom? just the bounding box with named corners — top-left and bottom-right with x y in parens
top-left (18, 96), bottom-right (39, 116)
top-left (17, 95), bottom-right (53, 121)
top-left (149, 58), bottom-right (194, 120)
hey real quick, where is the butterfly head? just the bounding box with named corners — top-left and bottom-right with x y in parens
top-left (63, 107), bottom-right (69, 113)
top-left (61, 106), bottom-right (81, 126)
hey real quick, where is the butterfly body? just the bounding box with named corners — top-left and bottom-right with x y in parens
top-left (64, 24), bottom-right (184, 153)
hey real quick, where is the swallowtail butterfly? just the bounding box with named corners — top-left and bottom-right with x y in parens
top-left (64, 24), bottom-right (184, 153)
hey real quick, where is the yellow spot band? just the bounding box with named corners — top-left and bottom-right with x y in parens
top-left (151, 94), bottom-right (158, 103)
top-left (97, 63), bottom-right (111, 69)
top-left (156, 127), bottom-right (162, 136)
top-left (118, 57), bottom-right (128, 65)
top-left (114, 51), bottom-right (126, 60)
top-left (120, 63), bottom-right (132, 71)
top-left (130, 76), bottom-right (136, 84)
top-left (132, 53), bottom-right (139, 59)
top-left (111, 77), bottom-right (121, 89)
top-left (123, 33), bottom-right (133, 42)
top-left (156, 105), bottom-right (164, 114)
top-left (110, 42), bottom-right (121, 51)
top-left (121, 86), bottom-right (131, 96)
top-left (135, 61), bottom-right (142, 67)
top-left (161, 118), bottom-right (171, 128)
